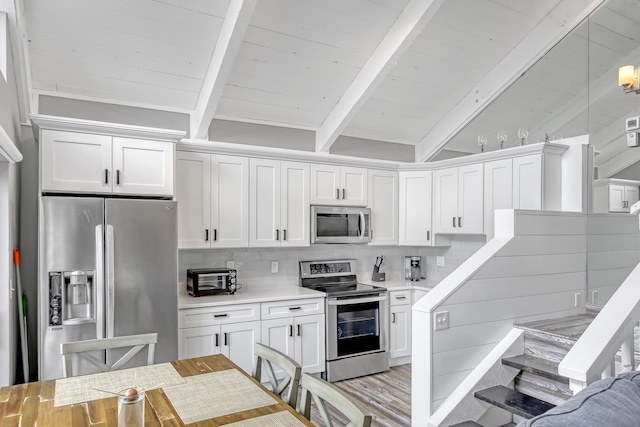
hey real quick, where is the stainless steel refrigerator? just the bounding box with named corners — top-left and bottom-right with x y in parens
top-left (38, 196), bottom-right (178, 380)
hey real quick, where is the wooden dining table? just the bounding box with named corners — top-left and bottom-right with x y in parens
top-left (0, 354), bottom-right (315, 426)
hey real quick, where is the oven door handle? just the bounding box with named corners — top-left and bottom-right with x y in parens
top-left (327, 294), bottom-right (387, 306)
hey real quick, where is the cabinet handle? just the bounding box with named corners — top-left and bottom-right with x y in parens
top-left (342, 189), bottom-right (346, 199)
top-left (214, 229), bottom-right (217, 241)
top-left (289, 306), bottom-right (301, 311)
top-left (214, 313), bottom-right (228, 318)
top-left (283, 229), bottom-right (287, 241)
top-left (392, 313), bottom-right (396, 323)
top-left (215, 333), bottom-right (219, 347)
top-left (396, 295), bottom-right (407, 300)
top-left (276, 229), bottom-right (280, 241)
top-left (297, 325), bottom-right (301, 336)
top-left (289, 325), bottom-right (293, 337)
top-left (336, 189), bottom-right (340, 200)
top-left (224, 332), bottom-right (228, 346)
top-left (104, 169), bottom-right (109, 184)
top-left (116, 170), bottom-right (121, 185)
top-left (458, 217), bottom-right (462, 227)
top-left (453, 217), bottom-right (457, 228)
top-left (205, 229), bottom-right (209, 242)
top-left (427, 230), bottom-right (430, 241)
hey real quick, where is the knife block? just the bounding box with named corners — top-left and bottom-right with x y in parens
top-left (371, 266), bottom-right (385, 282)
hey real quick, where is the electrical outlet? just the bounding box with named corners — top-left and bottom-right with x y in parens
top-left (591, 290), bottom-right (598, 305)
top-left (436, 256), bottom-right (445, 267)
top-left (434, 311), bottom-right (449, 330)
top-left (271, 261), bottom-right (279, 273)
top-left (226, 261), bottom-right (235, 269)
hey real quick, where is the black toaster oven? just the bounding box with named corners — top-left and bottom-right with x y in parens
top-left (187, 268), bottom-right (237, 297)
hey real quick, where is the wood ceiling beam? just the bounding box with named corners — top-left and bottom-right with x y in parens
top-left (1, 0), bottom-right (32, 124)
top-left (190, 0), bottom-right (256, 140)
top-left (416, 0), bottom-right (605, 163)
top-left (314, 0), bottom-right (445, 153)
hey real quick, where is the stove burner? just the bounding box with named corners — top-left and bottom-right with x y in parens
top-left (305, 282), bottom-right (386, 297)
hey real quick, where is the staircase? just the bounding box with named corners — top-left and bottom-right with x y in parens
top-left (456, 309), bottom-right (602, 426)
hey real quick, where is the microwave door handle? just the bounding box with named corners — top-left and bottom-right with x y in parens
top-left (359, 212), bottom-right (365, 240)
top-left (106, 224), bottom-right (115, 338)
top-left (95, 225), bottom-right (105, 339)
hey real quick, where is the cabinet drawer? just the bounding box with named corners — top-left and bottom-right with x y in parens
top-left (390, 290), bottom-right (412, 306)
top-left (179, 303), bottom-right (260, 328)
top-left (261, 298), bottom-right (324, 320)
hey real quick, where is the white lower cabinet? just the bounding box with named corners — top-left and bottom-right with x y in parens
top-left (178, 303), bottom-right (260, 374)
top-left (260, 298), bottom-right (325, 376)
top-left (389, 290), bottom-right (412, 362)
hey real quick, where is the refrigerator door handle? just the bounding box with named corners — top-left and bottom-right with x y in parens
top-left (95, 225), bottom-right (105, 339)
top-left (106, 224), bottom-right (115, 338)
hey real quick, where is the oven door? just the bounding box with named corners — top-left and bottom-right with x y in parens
top-left (326, 293), bottom-right (388, 361)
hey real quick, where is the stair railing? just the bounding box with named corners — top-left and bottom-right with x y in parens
top-left (558, 262), bottom-right (640, 394)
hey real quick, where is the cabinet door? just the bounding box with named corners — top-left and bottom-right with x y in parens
top-left (609, 185), bottom-right (626, 212)
top-left (310, 164), bottom-right (341, 205)
top-left (41, 130), bottom-right (112, 193)
top-left (458, 163), bottom-right (483, 234)
top-left (112, 137), bottom-right (174, 196)
top-left (249, 158), bottom-right (281, 247)
top-left (484, 159), bottom-right (513, 240)
top-left (625, 186), bottom-right (639, 210)
top-left (341, 166), bottom-right (367, 206)
top-left (211, 155), bottom-right (249, 247)
top-left (390, 305), bottom-right (411, 359)
top-left (295, 314), bottom-right (326, 374)
top-left (221, 321), bottom-right (260, 374)
top-left (176, 152), bottom-right (211, 249)
top-left (281, 161), bottom-right (310, 247)
top-left (433, 168), bottom-right (458, 233)
top-left (261, 318), bottom-right (296, 380)
top-left (399, 171), bottom-right (432, 246)
top-left (513, 155), bottom-right (542, 210)
top-left (178, 326), bottom-right (221, 359)
top-left (368, 169), bottom-right (398, 245)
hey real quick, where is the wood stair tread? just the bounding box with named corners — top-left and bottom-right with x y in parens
top-left (474, 385), bottom-right (555, 419)
top-left (514, 313), bottom-right (596, 342)
top-left (502, 355), bottom-right (568, 384)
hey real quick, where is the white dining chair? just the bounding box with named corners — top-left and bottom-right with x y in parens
top-left (299, 372), bottom-right (372, 427)
top-left (252, 342), bottom-right (302, 408)
top-left (60, 333), bottom-right (158, 378)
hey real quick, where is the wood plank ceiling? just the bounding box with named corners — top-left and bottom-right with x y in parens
top-left (18, 0), bottom-right (640, 177)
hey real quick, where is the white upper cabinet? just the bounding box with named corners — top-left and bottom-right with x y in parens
top-left (484, 159), bottom-right (513, 240)
top-left (176, 152), bottom-right (248, 249)
top-left (368, 169), bottom-right (398, 245)
top-left (310, 164), bottom-right (367, 206)
top-left (434, 164), bottom-right (483, 234)
top-left (593, 179), bottom-right (640, 213)
top-left (513, 154), bottom-right (543, 210)
top-left (41, 130), bottom-right (174, 196)
top-left (399, 171), bottom-right (433, 246)
top-left (250, 159), bottom-right (310, 247)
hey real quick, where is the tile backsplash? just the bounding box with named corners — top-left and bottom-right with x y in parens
top-left (179, 235), bottom-right (486, 288)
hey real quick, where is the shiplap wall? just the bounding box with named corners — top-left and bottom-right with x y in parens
top-left (587, 214), bottom-right (640, 305)
top-left (413, 210), bottom-right (588, 422)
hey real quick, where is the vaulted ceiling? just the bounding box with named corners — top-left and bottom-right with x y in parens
top-left (8, 0), bottom-right (640, 176)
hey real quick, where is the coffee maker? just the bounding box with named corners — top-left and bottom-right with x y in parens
top-left (405, 256), bottom-right (423, 281)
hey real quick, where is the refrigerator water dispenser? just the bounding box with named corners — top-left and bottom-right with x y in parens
top-left (49, 270), bottom-right (95, 326)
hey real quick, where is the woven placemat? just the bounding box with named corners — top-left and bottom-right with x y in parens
top-left (54, 363), bottom-right (185, 407)
top-left (224, 410), bottom-right (307, 427)
top-left (163, 369), bottom-right (277, 424)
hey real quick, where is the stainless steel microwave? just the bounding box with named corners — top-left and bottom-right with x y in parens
top-left (311, 206), bottom-right (371, 244)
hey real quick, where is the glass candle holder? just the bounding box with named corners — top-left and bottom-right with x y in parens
top-left (118, 387), bottom-right (145, 427)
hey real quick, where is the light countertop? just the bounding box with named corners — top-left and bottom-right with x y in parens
top-left (359, 275), bottom-right (438, 292)
top-left (178, 284), bottom-right (325, 309)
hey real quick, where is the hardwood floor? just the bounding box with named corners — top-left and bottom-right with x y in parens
top-left (308, 364), bottom-right (411, 427)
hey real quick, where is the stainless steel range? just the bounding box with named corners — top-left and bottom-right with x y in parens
top-left (299, 259), bottom-right (389, 382)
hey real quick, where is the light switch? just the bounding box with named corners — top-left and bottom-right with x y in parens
top-left (226, 261), bottom-right (235, 269)
top-left (436, 256), bottom-right (445, 267)
top-left (271, 261), bottom-right (279, 273)
top-left (434, 311), bottom-right (449, 330)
